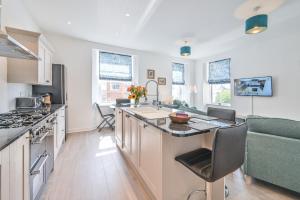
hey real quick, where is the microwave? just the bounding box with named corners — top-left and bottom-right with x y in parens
top-left (16, 97), bottom-right (43, 109)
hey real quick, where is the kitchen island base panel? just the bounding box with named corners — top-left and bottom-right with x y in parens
top-left (117, 108), bottom-right (226, 200)
top-left (162, 132), bottom-right (224, 200)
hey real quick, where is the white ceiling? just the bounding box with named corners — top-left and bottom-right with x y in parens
top-left (23, 0), bottom-right (300, 59)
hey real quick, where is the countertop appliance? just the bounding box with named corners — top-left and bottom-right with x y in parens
top-left (16, 96), bottom-right (43, 109)
top-left (0, 109), bottom-right (48, 129)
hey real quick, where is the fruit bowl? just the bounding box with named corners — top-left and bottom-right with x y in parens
top-left (169, 112), bottom-right (191, 124)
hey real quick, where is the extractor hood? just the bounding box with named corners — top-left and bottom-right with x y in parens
top-left (0, 31), bottom-right (39, 60)
top-left (0, 0), bottom-right (39, 60)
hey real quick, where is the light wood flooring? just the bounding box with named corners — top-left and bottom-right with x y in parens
top-left (41, 129), bottom-right (300, 200)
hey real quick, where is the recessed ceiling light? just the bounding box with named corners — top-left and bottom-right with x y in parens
top-left (125, 13), bottom-right (130, 17)
top-left (67, 21), bottom-right (72, 25)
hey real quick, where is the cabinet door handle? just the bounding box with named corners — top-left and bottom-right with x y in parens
top-left (143, 124), bottom-right (148, 128)
top-left (46, 80), bottom-right (50, 83)
top-left (126, 115), bottom-right (130, 118)
top-left (118, 111), bottom-right (122, 114)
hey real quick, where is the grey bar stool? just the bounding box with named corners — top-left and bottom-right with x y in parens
top-left (207, 107), bottom-right (237, 196)
top-left (207, 107), bottom-right (236, 122)
top-left (116, 98), bottom-right (130, 106)
top-left (175, 123), bottom-right (248, 200)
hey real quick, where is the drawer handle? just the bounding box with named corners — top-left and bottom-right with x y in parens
top-left (126, 115), bottom-right (130, 118)
top-left (30, 154), bottom-right (49, 176)
top-left (143, 124), bottom-right (148, 128)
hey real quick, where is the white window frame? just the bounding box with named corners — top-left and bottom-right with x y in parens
top-left (209, 83), bottom-right (232, 107)
top-left (97, 51), bottom-right (135, 105)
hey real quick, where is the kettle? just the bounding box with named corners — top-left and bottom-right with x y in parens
top-left (42, 93), bottom-right (52, 105)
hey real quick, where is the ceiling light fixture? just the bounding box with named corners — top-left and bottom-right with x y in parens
top-left (67, 21), bottom-right (72, 25)
top-left (125, 13), bottom-right (130, 17)
top-left (180, 41), bottom-right (191, 57)
top-left (245, 6), bottom-right (268, 34)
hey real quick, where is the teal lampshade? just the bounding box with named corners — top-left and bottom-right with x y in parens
top-left (180, 46), bottom-right (191, 56)
top-left (245, 14), bottom-right (268, 34)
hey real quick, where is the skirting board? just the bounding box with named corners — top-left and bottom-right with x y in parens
top-left (67, 126), bottom-right (98, 134)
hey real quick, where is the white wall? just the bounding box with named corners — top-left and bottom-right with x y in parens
top-left (45, 33), bottom-right (195, 133)
top-left (195, 16), bottom-right (300, 121)
top-left (0, 0), bottom-right (40, 112)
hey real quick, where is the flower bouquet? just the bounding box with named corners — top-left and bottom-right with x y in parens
top-left (127, 85), bottom-right (147, 106)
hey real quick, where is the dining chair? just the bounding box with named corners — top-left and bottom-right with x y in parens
top-left (95, 103), bottom-right (115, 132)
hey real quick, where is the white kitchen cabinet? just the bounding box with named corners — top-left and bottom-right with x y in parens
top-left (115, 108), bottom-right (123, 148)
top-left (129, 116), bottom-right (139, 167)
top-left (6, 27), bottom-right (54, 85)
top-left (123, 113), bottom-right (131, 154)
top-left (57, 107), bottom-right (66, 147)
top-left (9, 132), bottom-right (30, 200)
top-left (0, 132), bottom-right (30, 200)
top-left (54, 106), bottom-right (66, 160)
top-left (0, 146), bottom-right (10, 200)
top-left (138, 122), bottom-right (163, 200)
top-left (121, 113), bottom-right (139, 166)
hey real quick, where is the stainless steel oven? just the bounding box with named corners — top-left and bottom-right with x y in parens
top-left (30, 115), bottom-right (55, 200)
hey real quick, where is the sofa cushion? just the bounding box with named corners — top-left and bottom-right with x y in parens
top-left (247, 115), bottom-right (300, 140)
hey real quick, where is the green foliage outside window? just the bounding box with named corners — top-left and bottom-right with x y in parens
top-left (215, 89), bottom-right (231, 104)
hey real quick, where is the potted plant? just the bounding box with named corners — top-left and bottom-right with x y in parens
top-left (127, 85), bottom-right (147, 106)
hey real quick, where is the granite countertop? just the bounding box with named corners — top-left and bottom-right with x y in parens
top-left (120, 106), bottom-right (235, 137)
top-left (0, 104), bottom-right (65, 151)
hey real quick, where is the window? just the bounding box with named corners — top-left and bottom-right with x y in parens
top-left (172, 63), bottom-right (189, 103)
top-left (98, 52), bottom-right (133, 104)
top-left (172, 63), bottom-right (185, 85)
top-left (208, 59), bottom-right (231, 106)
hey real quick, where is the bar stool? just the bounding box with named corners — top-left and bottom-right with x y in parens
top-left (206, 106), bottom-right (237, 197)
top-left (175, 123), bottom-right (248, 200)
top-left (207, 107), bottom-right (236, 122)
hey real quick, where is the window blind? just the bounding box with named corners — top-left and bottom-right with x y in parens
top-left (208, 58), bottom-right (231, 84)
top-left (99, 52), bottom-right (133, 81)
top-left (172, 63), bottom-right (185, 85)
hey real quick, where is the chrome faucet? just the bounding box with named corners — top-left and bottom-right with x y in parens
top-left (145, 80), bottom-right (160, 108)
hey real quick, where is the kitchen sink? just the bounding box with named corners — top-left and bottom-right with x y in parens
top-left (128, 107), bottom-right (171, 119)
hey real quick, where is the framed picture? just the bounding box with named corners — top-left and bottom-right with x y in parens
top-left (158, 77), bottom-right (166, 85)
top-left (147, 69), bottom-right (155, 79)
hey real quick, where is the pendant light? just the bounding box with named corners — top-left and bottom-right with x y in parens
top-left (245, 6), bottom-right (268, 34)
top-left (180, 41), bottom-right (191, 57)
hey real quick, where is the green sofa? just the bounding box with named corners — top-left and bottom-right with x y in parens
top-left (245, 115), bottom-right (300, 193)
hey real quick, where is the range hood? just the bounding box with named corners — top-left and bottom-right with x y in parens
top-left (0, 31), bottom-right (39, 60)
top-left (0, 0), bottom-right (39, 60)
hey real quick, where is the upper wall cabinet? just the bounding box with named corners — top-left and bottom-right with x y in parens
top-left (6, 27), bottom-right (54, 85)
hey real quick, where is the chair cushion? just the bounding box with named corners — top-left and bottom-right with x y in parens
top-left (175, 148), bottom-right (213, 182)
top-left (247, 115), bottom-right (300, 140)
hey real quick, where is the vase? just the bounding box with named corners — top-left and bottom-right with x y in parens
top-left (134, 98), bottom-right (140, 107)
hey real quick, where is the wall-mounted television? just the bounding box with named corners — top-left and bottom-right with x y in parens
top-left (234, 76), bottom-right (273, 96)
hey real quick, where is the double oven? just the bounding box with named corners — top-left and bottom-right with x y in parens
top-left (30, 114), bottom-right (56, 200)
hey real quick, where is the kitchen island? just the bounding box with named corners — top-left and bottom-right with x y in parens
top-left (115, 106), bottom-right (235, 200)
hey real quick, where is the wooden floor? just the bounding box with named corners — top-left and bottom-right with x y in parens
top-left (41, 129), bottom-right (300, 200)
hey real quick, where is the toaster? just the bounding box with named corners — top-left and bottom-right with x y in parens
top-left (16, 97), bottom-right (43, 109)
